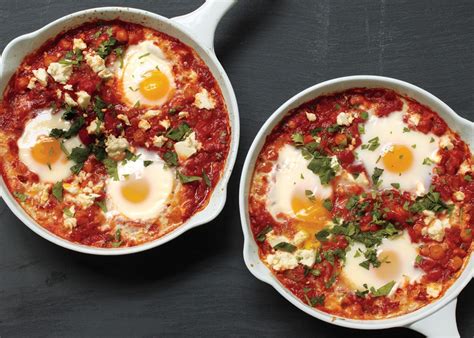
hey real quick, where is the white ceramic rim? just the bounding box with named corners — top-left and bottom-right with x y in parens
top-left (0, 1), bottom-right (240, 255)
top-left (239, 75), bottom-right (474, 331)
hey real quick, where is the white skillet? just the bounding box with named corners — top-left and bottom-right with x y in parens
top-left (0, 0), bottom-right (240, 255)
top-left (240, 75), bottom-right (474, 337)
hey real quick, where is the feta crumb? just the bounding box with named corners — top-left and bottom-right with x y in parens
top-left (458, 160), bottom-right (472, 175)
top-left (159, 119), bottom-right (171, 130)
top-left (76, 91), bottom-right (91, 109)
top-left (105, 135), bottom-right (129, 161)
top-left (292, 231), bottom-right (308, 246)
top-left (408, 113), bottom-right (421, 126)
top-left (143, 110), bottom-right (161, 119)
top-left (27, 77), bottom-right (37, 89)
top-left (178, 111), bottom-right (189, 119)
top-left (63, 205), bottom-right (77, 230)
top-left (336, 112), bottom-right (354, 126)
top-left (330, 156), bottom-right (342, 175)
top-left (63, 182), bottom-right (80, 195)
top-left (32, 68), bottom-right (48, 86)
top-left (453, 191), bottom-right (465, 201)
top-left (138, 119), bottom-right (151, 131)
top-left (28, 183), bottom-right (50, 206)
top-left (193, 88), bottom-right (216, 110)
top-left (73, 38), bottom-right (87, 50)
top-left (56, 89), bottom-right (62, 99)
top-left (63, 84), bottom-right (73, 91)
top-left (174, 132), bottom-right (201, 161)
top-left (296, 249), bottom-right (316, 267)
top-left (430, 151), bottom-right (442, 164)
top-left (117, 114), bottom-right (131, 126)
top-left (266, 230), bottom-right (308, 248)
top-left (305, 112), bottom-right (317, 122)
top-left (153, 135), bottom-right (167, 147)
top-left (85, 53), bottom-right (112, 79)
top-left (439, 134), bottom-right (454, 150)
top-left (422, 218), bottom-right (450, 242)
top-left (64, 92), bottom-right (77, 107)
top-left (47, 62), bottom-right (73, 84)
top-left (67, 192), bottom-right (100, 208)
top-left (415, 182), bottom-right (426, 196)
top-left (426, 283), bottom-right (442, 298)
top-left (266, 251), bottom-right (299, 271)
top-left (86, 118), bottom-right (104, 135)
top-left (354, 172), bottom-right (369, 186)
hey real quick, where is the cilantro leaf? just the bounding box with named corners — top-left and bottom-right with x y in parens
top-left (177, 171), bottom-right (201, 184)
top-left (103, 158), bottom-right (119, 181)
top-left (163, 151), bottom-right (178, 167)
top-left (370, 280), bottom-right (395, 297)
top-left (256, 226), bottom-right (272, 242)
top-left (52, 181), bottom-right (63, 202)
top-left (273, 242), bottom-right (297, 253)
top-left (166, 123), bottom-right (191, 141)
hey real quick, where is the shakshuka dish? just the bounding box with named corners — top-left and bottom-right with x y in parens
top-left (0, 20), bottom-right (230, 247)
top-left (249, 88), bottom-right (473, 319)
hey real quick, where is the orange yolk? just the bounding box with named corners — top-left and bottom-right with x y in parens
top-left (382, 144), bottom-right (413, 173)
top-left (139, 69), bottom-right (170, 101)
top-left (291, 194), bottom-right (330, 247)
top-left (31, 137), bottom-right (62, 165)
top-left (374, 250), bottom-right (401, 281)
top-left (121, 178), bottom-right (150, 203)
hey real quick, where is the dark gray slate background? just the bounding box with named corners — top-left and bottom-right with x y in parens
top-left (0, 0), bottom-right (473, 337)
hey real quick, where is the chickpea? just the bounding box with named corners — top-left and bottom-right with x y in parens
top-left (58, 38), bottom-right (72, 50)
top-left (448, 256), bottom-right (463, 272)
top-left (115, 27), bottom-right (128, 43)
top-left (43, 54), bottom-right (58, 66)
top-left (334, 133), bottom-right (347, 146)
top-left (428, 244), bottom-right (446, 260)
top-left (16, 76), bottom-right (30, 91)
top-left (420, 246), bottom-right (430, 257)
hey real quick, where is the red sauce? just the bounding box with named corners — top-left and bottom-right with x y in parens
top-left (0, 20), bottom-right (231, 247)
top-left (249, 88), bottom-right (473, 319)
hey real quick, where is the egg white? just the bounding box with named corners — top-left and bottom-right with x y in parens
top-left (266, 144), bottom-right (332, 220)
top-left (17, 108), bottom-right (82, 183)
top-left (356, 111), bottom-right (439, 193)
top-left (106, 148), bottom-right (175, 221)
top-left (115, 40), bottom-right (175, 107)
top-left (342, 231), bottom-right (424, 294)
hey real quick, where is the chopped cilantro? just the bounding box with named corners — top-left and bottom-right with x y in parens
top-left (166, 123), bottom-right (191, 141)
top-left (144, 160), bottom-right (153, 167)
top-left (256, 226), bottom-right (272, 242)
top-left (391, 183), bottom-right (400, 189)
top-left (103, 158), bottom-right (119, 181)
top-left (307, 155), bottom-right (336, 185)
top-left (422, 157), bottom-right (435, 166)
top-left (360, 111), bottom-right (369, 120)
top-left (465, 175), bottom-right (473, 182)
top-left (163, 151), bottom-right (178, 167)
top-left (177, 171), bottom-right (201, 184)
top-left (202, 169), bottom-right (211, 187)
top-left (316, 228), bottom-right (330, 242)
top-left (291, 133), bottom-right (304, 146)
top-left (96, 36), bottom-right (117, 58)
top-left (370, 280), bottom-right (395, 297)
top-left (95, 200), bottom-right (107, 213)
top-left (52, 181), bottom-right (63, 202)
top-left (13, 191), bottom-right (27, 202)
top-left (371, 167), bottom-right (384, 185)
top-left (322, 198), bottom-right (333, 211)
top-left (273, 242), bottom-right (297, 253)
top-left (403, 127), bottom-right (411, 133)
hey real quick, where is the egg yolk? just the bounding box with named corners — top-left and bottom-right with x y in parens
top-left (121, 178), bottom-right (150, 203)
top-left (374, 250), bottom-right (401, 281)
top-left (31, 137), bottom-right (62, 166)
top-left (382, 144), bottom-right (413, 173)
top-left (139, 69), bottom-right (170, 101)
top-left (291, 194), bottom-right (330, 247)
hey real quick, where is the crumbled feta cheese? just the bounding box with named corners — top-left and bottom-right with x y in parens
top-left (56, 89), bottom-right (62, 99)
top-left (76, 91), bottom-right (91, 109)
top-left (64, 92), bottom-right (77, 107)
top-left (66, 192), bottom-right (100, 208)
top-left (408, 113), bottom-right (421, 126)
top-left (143, 110), bottom-right (161, 119)
top-left (355, 172), bottom-right (369, 186)
top-left (330, 156), bottom-right (342, 175)
top-left (422, 218), bottom-right (450, 242)
top-left (174, 132), bottom-right (201, 161)
top-left (458, 160), bottom-right (473, 175)
top-left (138, 119), bottom-right (151, 131)
top-left (430, 151), bottom-right (442, 164)
top-left (266, 230), bottom-right (307, 248)
top-left (193, 88), bottom-right (216, 110)
top-left (73, 38), bottom-right (87, 50)
top-left (32, 68), bottom-right (48, 86)
top-left (453, 191), bottom-right (465, 201)
top-left (159, 119), bottom-right (171, 130)
top-left (295, 249), bottom-right (316, 266)
top-left (426, 283), bottom-right (442, 298)
top-left (266, 251), bottom-right (299, 271)
top-left (85, 53), bottom-right (112, 79)
top-left (63, 205), bottom-right (77, 230)
top-left (153, 135), bottom-right (167, 147)
top-left (63, 182), bottom-right (80, 195)
top-left (178, 111), bottom-right (189, 119)
top-left (105, 135), bottom-right (129, 160)
top-left (86, 118), bottom-right (104, 135)
top-left (439, 134), bottom-right (454, 150)
top-left (336, 112), bottom-right (354, 126)
top-left (305, 112), bottom-right (317, 122)
top-left (28, 183), bottom-right (50, 206)
top-left (117, 114), bottom-right (131, 126)
top-left (27, 77), bottom-right (37, 89)
top-left (47, 62), bottom-right (73, 84)
top-left (63, 84), bottom-right (73, 91)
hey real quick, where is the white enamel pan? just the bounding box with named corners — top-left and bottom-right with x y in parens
top-left (240, 75), bottom-right (474, 337)
top-left (0, 0), bottom-right (240, 255)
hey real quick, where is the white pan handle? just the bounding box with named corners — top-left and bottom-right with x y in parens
top-left (171, 0), bottom-right (237, 52)
top-left (408, 298), bottom-right (459, 337)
